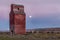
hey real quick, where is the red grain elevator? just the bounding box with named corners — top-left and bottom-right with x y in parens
top-left (9, 4), bottom-right (26, 34)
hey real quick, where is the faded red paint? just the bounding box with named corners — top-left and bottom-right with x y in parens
top-left (9, 4), bottom-right (26, 34)
top-left (14, 14), bottom-right (26, 34)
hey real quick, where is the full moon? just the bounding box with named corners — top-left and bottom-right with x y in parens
top-left (29, 16), bottom-right (32, 18)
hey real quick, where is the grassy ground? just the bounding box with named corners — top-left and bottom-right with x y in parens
top-left (0, 33), bottom-right (60, 40)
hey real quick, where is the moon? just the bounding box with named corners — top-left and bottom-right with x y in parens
top-left (29, 16), bottom-right (32, 18)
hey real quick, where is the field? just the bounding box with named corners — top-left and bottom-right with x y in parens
top-left (0, 33), bottom-right (60, 40)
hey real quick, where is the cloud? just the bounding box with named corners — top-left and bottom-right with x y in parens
top-left (0, 0), bottom-right (60, 21)
top-left (0, 6), bottom-right (10, 20)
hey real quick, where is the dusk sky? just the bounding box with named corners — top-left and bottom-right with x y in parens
top-left (0, 0), bottom-right (60, 31)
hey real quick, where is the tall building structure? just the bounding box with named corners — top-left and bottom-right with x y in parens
top-left (9, 4), bottom-right (26, 34)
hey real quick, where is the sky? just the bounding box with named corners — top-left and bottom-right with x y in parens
top-left (0, 0), bottom-right (60, 31)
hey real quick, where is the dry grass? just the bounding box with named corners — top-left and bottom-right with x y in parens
top-left (0, 33), bottom-right (60, 40)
